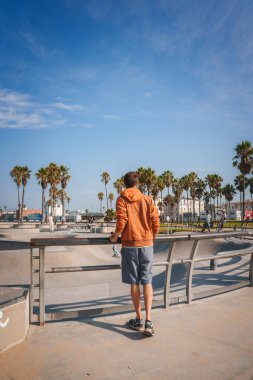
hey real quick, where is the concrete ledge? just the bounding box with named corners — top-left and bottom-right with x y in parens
top-left (0, 288), bottom-right (29, 353)
top-left (13, 223), bottom-right (40, 229)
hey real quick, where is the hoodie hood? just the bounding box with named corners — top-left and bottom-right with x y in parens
top-left (121, 187), bottom-right (143, 202)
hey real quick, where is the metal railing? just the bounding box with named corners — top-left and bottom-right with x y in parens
top-left (30, 231), bottom-right (253, 325)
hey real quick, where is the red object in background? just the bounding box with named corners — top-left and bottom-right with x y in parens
top-left (244, 210), bottom-right (253, 220)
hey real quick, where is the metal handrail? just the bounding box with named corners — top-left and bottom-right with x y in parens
top-left (30, 231), bottom-right (253, 325)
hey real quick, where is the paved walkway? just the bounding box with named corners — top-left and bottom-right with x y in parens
top-left (0, 287), bottom-right (253, 380)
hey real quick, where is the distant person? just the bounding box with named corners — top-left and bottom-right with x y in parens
top-left (112, 243), bottom-right (121, 258)
top-left (217, 210), bottom-right (226, 232)
top-left (202, 210), bottom-right (211, 233)
top-left (48, 215), bottom-right (54, 233)
top-left (242, 216), bottom-right (250, 231)
top-left (110, 171), bottom-right (159, 337)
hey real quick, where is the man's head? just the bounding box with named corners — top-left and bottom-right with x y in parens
top-left (124, 171), bottom-right (139, 188)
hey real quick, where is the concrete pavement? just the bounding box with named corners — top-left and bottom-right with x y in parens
top-left (0, 287), bottom-right (253, 380)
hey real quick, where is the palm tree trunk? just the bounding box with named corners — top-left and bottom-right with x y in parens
top-left (21, 185), bottom-right (25, 223)
top-left (186, 190), bottom-right (189, 224)
top-left (240, 192), bottom-right (242, 220)
top-left (105, 185), bottom-right (108, 210)
top-left (100, 200), bottom-right (102, 214)
top-left (192, 197), bottom-right (195, 221)
top-left (242, 175), bottom-right (245, 221)
top-left (62, 192), bottom-right (65, 221)
top-left (41, 188), bottom-right (45, 224)
top-left (17, 184), bottom-right (21, 222)
top-left (51, 187), bottom-right (54, 217)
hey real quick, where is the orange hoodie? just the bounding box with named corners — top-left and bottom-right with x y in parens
top-left (115, 187), bottom-right (160, 247)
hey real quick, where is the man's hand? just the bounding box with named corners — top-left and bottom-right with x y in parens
top-left (110, 232), bottom-right (119, 242)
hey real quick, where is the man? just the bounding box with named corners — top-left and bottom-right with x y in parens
top-left (110, 171), bottom-right (159, 336)
top-left (201, 210), bottom-right (211, 233)
top-left (217, 210), bottom-right (226, 232)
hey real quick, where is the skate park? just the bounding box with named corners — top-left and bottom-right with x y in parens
top-left (0, 226), bottom-right (253, 379)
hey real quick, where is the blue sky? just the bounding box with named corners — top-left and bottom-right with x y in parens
top-left (0, 0), bottom-right (253, 211)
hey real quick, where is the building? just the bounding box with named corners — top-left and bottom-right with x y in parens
top-left (157, 197), bottom-right (205, 221)
top-left (16, 209), bottom-right (42, 221)
top-left (228, 200), bottom-right (253, 220)
top-left (48, 204), bottom-right (62, 217)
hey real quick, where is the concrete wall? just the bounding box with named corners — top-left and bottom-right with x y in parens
top-left (0, 291), bottom-right (29, 353)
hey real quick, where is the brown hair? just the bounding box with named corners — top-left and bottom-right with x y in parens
top-left (124, 172), bottom-right (139, 188)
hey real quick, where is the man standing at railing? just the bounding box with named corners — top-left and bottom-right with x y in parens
top-left (110, 171), bottom-right (159, 337)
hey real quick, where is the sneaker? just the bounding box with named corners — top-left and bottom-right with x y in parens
top-left (144, 320), bottom-right (154, 337)
top-left (127, 318), bottom-right (144, 331)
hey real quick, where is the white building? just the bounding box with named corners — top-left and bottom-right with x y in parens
top-left (157, 197), bottom-right (205, 220)
top-left (48, 204), bottom-right (62, 217)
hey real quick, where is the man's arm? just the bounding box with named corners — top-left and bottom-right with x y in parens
top-left (110, 197), bottom-right (128, 242)
top-left (150, 200), bottom-right (160, 239)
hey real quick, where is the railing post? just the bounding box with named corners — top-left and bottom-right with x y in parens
top-left (164, 242), bottom-right (176, 308)
top-left (29, 247), bottom-right (33, 323)
top-left (250, 252), bottom-right (253, 287)
top-left (186, 240), bottom-right (199, 304)
top-left (39, 247), bottom-right (45, 326)
top-left (210, 258), bottom-right (217, 271)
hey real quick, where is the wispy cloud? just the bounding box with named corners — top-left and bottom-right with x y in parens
top-left (144, 92), bottom-right (152, 97)
top-left (103, 114), bottom-right (123, 120)
top-left (0, 88), bottom-right (65, 129)
top-left (51, 102), bottom-right (85, 111)
top-left (21, 31), bottom-right (58, 59)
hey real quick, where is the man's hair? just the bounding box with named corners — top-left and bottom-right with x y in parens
top-left (124, 172), bottom-right (139, 188)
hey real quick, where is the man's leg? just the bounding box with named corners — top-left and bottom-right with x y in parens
top-left (131, 284), bottom-right (142, 320)
top-left (143, 283), bottom-right (153, 321)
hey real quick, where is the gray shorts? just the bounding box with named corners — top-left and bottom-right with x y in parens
top-left (121, 246), bottom-right (154, 285)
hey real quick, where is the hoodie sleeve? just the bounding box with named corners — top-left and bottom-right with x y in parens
top-left (115, 197), bottom-right (128, 235)
top-left (150, 200), bottom-right (160, 235)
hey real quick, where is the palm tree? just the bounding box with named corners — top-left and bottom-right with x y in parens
top-left (10, 165), bottom-right (22, 221)
top-left (235, 175), bottom-right (250, 218)
top-left (172, 178), bottom-right (184, 222)
top-left (113, 177), bottom-right (124, 195)
top-left (181, 174), bottom-right (196, 222)
top-left (222, 184), bottom-right (236, 218)
top-left (59, 165), bottom-right (71, 221)
top-left (46, 163), bottom-right (61, 217)
top-left (234, 174), bottom-right (244, 218)
top-left (212, 174), bottom-right (223, 213)
top-left (162, 170), bottom-right (174, 197)
top-left (98, 192), bottom-right (104, 213)
top-left (163, 194), bottom-right (176, 220)
top-left (20, 166), bottom-right (31, 222)
top-left (233, 140), bottom-right (253, 219)
top-left (101, 172), bottom-right (110, 210)
top-left (35, 167), bottom-right (48, 224)
top-left (66, 196), bottom-right (71, 212)
top-left (206, 174), bottom-right (222, 219)
top-left (144, 168), bottom-right (156, 196)
top-left (188, 172), bottom-right (198, 220)
top-left (203, 191), bottom-right (210, 209)
top-left (137, 167), bottom-right (147, 194)
top-left (108, 193), bottom-right (114, 209)
top-left (151, 180), bottom-right (159, 204)
top-left (195, 179), bottom-right (206, 219)
top-left (157, 175), bottom-right (165, 203)
top-left (248, 177), bottom-right (253, 216)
